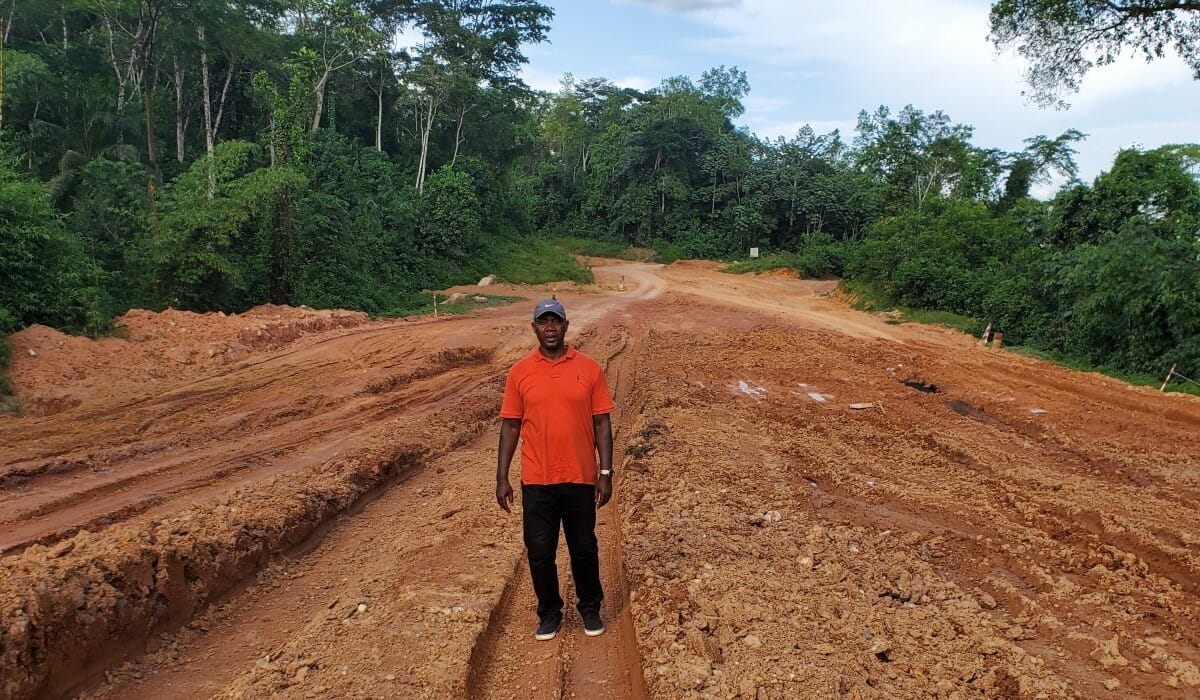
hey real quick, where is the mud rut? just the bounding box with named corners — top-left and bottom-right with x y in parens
top-left (2, 261), bottom-right (1199, 699)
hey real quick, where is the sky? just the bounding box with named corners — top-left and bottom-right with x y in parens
top-left (518, 0), bottom-right (1200, 195)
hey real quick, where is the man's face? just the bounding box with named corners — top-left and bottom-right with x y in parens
top-left (532, 313), bottom-right (567, 352)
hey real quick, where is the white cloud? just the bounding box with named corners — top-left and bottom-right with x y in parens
top-left (522, 0), bottom-right (1199, 181)
top-left (522, 65), bottom-right (571, 93)
top-left (674, 0), bottom-right (1200, 179)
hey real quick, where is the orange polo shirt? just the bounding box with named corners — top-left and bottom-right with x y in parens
top-left (500, 346), bottom-right (614, 486)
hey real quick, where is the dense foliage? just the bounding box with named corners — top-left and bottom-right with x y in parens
top-left (1, 1), bottom-right (1197, 387)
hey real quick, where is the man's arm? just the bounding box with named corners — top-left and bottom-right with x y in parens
top-left (496, 417), bottom-right (521, 512)
top-left (593, 413), bottom-right (613, 508)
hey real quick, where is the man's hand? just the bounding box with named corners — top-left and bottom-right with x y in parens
top-left (595, 474), bottom-right (612, 509)
top-left (496, 479), bottom-right (514, 513)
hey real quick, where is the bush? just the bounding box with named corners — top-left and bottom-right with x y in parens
top-left (290, 132), bottom-right (417, 312)
top-left (480, 237), bottom-right (593, 286)
top-left (67, 156), bottom-right (151, 301)
top-left (419, 166), bottom-right (483, 261)
top-left (0, 162), bottom-right (105, 332)
top-left (140, 141), bottom-right (306, 311)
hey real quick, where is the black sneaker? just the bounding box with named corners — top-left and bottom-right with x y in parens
top-left (582, 609), bottom-right (605, 637)
top-left (534, 616), bottom-right (561, 641)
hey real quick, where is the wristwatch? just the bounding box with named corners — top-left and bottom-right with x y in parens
top-left (600, 469), bottom-right (613, 476)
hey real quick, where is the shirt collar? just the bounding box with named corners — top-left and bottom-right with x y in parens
top-left (534, 345), bottom-right (576, 363)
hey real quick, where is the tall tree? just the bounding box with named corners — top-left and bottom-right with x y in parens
top-left (853, 105), bottom-right (991, 212)
top-left (990, 0), bottom-right (1200, 107)
top-left (405, 0), bottom-right (552, 187)
top-left (1000, 128), bottom-right (1085, 207)
top-left (291, 0), bottom-right (382, 133)
top-left (95, 0), bottom-right (181, 167)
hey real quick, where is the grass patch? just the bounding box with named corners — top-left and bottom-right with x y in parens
top-left (436, 294), bottom-right (522, 316)
top-left (546, 236), bottom-right (648, 261)
top-left (720, 241), bottom-right (849, 278)
top-left (841, 280), bottom-right (983, 336)
top-left (843, 281), bottom-right (1199, 397)
top-left (484, 237), bottom-right (595, 285)
top-left (370, 235), bottom-right (595, 318)
top-left (722, 252), bottom-right (806, 275)
top-left (373, 293), bottom-right (521, 319)
top-left (1008, 346), bottom-right (1200, 397)
top-left (896, 308), bottom-right (980, 335)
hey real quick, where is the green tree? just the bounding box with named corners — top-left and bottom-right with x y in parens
top-left (1055, 225), bottom-right (1200, 373)
top-left (419, 163), bottom-right (481, 261)
top-left (852, 105), bottom-right (998, 213)
top-left (0, 160), bottom-right (103, 331)
top-left (1000, 129), bottom-right (1085, 209)
top-left (291, 131), bottom-right (417, 310)
top-left (141, 140), bottom-right (305, 310)
top-left (990, 0), bottom-right (1200, 107)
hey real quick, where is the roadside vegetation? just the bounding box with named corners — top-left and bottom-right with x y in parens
top-left (1, 1), bottom-right (1197, 393)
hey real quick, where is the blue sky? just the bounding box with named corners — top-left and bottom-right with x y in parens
top-left (519, 0), bottom-right (1200, 194)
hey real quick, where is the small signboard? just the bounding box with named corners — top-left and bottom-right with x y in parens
top-left (750, 247), bottom-right (760, 258)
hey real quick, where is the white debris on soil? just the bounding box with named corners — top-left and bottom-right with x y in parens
top-left (737, 380), bottom-right (766, 401)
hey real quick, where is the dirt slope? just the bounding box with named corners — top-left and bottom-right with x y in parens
top-left (1, 261), bottom-right (1198, 699)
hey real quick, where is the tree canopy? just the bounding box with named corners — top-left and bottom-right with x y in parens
top-left (990, 0), bottom-right (1200, 106)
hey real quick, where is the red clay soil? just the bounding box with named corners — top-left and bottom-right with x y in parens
top-left (1, 261), bottom-right (1198, 699)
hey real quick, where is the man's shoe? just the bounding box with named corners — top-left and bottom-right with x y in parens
top-left (535, 616), bottom-right (561, 641)
top-left (582, 609), bottom-right (605, 637)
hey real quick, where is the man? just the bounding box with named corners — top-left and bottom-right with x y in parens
top-left (496, 298), bottom-right (614, 641)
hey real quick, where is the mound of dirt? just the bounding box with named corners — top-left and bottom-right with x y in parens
top-left (6, 305), bottom-right (368, 411)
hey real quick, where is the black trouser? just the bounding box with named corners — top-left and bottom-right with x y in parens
top-left (522, 483), bottom-right (603, 622)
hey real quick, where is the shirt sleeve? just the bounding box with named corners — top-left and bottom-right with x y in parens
top-left (499, 368), bottom-right (524, 419)
top-left (591, 369), bottom-right (615, 415)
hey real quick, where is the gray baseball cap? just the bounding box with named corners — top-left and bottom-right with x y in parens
top-left (533, 298), bottom-right (566, 322)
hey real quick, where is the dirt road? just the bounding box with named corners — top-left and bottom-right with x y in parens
top-left (2, 260), bottom-right (1198, 699)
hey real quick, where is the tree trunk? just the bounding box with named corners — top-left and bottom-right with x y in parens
top-left (199, 24), bottom-right (216, 197)
top-left (145, 72), bottom-right (157, 165)
top-left (104, 18), bottom-right (128, 114)
top-left (450, 104), bottom-right (472, 167)
top-left (787, 192), bottom-right (795, 232)
top-left (268, 115), bottom-right (276, 168)
top-left (376, 85), bottom-right (383, 151)
top-left (416, 97), bottom-right (436, 193)
top-left (141, 10), bottom-right (160, 167)
top-left (173, 55), bottom-right (185, 163)
top-left (215, 63), bottom-right (232, 131)
top-left (310, 70), bottom-right (331, 132)
top-left (375, 57), bottom-right (384, 151)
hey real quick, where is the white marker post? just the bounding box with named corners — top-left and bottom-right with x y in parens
top-left (1160, 363), bottom-right (1177, 391)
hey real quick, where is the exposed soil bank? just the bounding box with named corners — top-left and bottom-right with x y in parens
top-left (0, 442), bottom-right (424, 700)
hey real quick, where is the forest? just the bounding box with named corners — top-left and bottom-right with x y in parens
top-left (2, 0), bottom-right (1198, 394)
